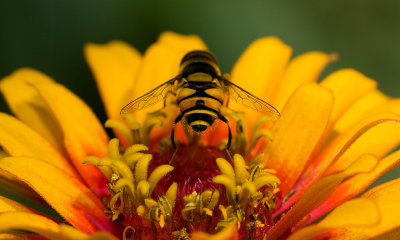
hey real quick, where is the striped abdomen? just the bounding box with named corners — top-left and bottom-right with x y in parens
top-left (177, 82), bottom-right (224, 132)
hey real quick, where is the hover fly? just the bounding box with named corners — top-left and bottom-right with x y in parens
top-left (120, 50), bottom-right (280, 160)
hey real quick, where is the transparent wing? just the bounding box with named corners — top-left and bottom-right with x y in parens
top-left (120, 78), bottom-right (176, 115)
top-left (222, 78), bottom-right (280, 117)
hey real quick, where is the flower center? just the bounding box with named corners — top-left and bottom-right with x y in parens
top-left (84, 110), bottom-right (281, 239)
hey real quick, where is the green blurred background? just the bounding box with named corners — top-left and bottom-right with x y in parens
top-left (0, 1), bottom-right (399, 188)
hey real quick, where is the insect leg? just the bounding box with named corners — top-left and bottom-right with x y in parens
top-left (169, 114), bottom-right (183, 164)
top-left (219, 114), bottom-right (233, 160)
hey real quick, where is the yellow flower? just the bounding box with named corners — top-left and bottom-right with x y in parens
top-left (0, 31), bottom-right (399, 240)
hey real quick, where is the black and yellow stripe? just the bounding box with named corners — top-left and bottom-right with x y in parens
top-left (174, 51), bottom-right (225, 133)
top-left (183, 107), bottom-right (219, 132)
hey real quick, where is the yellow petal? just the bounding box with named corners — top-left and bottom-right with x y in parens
top-left (84, 41), bottom-right (142, 120)
top-left (0, 196), bottom-right (34, 213)
top-left (280, 112), bottom-right (400, 214)
top-left (321, 69), bottom-right (377, 127)
top-left (323, 113), bottom-right (400, 176)
top-left (132, 31), bottom-right (207, 140)
top-left (0, 212), bottom-right (117, 240)
top-left (0, 176), bottom-right (42, 205)
top-left (287, 199), bottom-right (380, 240)
top-left (265, 83), bottom-right (333, 196)
top-left (0, 212), bottom-right (65, 239)
top-left (191, 221), bottom-right (239, 240)
top-left (0, 68), bottom-right (65, 153)
top-left (268, 154), bottom-right (378, 240)
top-left (308, 150), bottom-right (400, 222)
top-left (273, 51), bottom-right (336, 111)
top-left (334, 90), bottom-right (389, 133)
top-left (31, 78), bottom-right (109, 197)
top-left (0, 113), bottom-right (78, 178)
top-left (0, 233), bottom-right (47, 240)
top-left (0, 156), bottom-right (115, 234)
top-left (134, 31), bottom-right (207, 100)
top-left (230, 37), bottom-right (291, 100)
top-left (327, 178), bottom-right (400, 239)
top-left (229, 37), bottom-right (291, 121)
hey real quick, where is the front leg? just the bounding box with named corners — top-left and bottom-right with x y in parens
top-left (219, 114), bottom-right (233, 160)
top-left (169, 114), bottom-right (183, 164)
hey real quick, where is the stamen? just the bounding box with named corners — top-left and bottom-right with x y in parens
top-left (86, 112), bottom-right (281, 238)
top-left (141, 116), bottom-right (163, 145)
top-left (181, 190), bottom-right (220, 222)
top-left (105, 120), bottom-right (134, 146)
top-left (250, 115), bottom-right (275, 140)
top-left (148, 165), bottom-right (174, 194)
top-left (83, 138), bottom-right (176, 228)
top-left (219, 107), bottom-right (277, 158)
top-left (134, 154), bottom-right (153, 182)
top-left (106, 113), bottom-right (164, 146)
top-left (213, 154), bottom-right (281, 233)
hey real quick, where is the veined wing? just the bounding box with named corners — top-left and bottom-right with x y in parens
top-left (120, 78), bottom-right (176, 115)
top-left (221, 78), bottom-right (280, 118)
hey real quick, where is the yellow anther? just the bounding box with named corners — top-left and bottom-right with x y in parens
top-left (252, 174), bottom-right (281, 191)
top-left (148, 165), bottom-right (174, 195)
top-left (136, 205), bottom-right (146, 217)
top-left (238, 182), bottom-right (256, 206)
top-left (136, 180), bottom-right (150, 202)
top-left (159, 214), bottom-right (165, 228)
top-left (145, 198), bottom-right (158, 209)
top-left (250, 129), bottom-right (274, 150)
top-left (236, 185), bottom-right (242, 195)
top-left (233, 154), bottom-right (249, 185)
top-left (250, 115), bottom-right (275, 139)
top-left (105, 120), bottom-right (134, 146)
top-left (83, 156), bottom-right (114, 180)
top-left (123, 144), bottom-right (149, 156)
top-left (113, 178), bottom-right (135, 196)
top-left (141, 116), bottom-right (163, 145)
top-left (213, 175), bottom-right (236, 204)
top-left (98, 166), bottom-right (113, 181)
top-left (166, 183), bottom-right (178, 209)
top-left (183, 191), bottom-right (197, 202)
top-left (124, 152), bottom-right (146, 168)
top-left (108, 138), bottom-right (121, 160)
top-left (111, 160), bottom-right (133, 181)
top-left (203, 208), bottom-right (213, 216)
top-left (216, 158), bottom-right (235, 179)
top-left (134, 154), bottom-right (153, 183)
top-left (219, 205), bottom-right (228, 219)
top-left (207, 190), bottom-right (220, 211)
